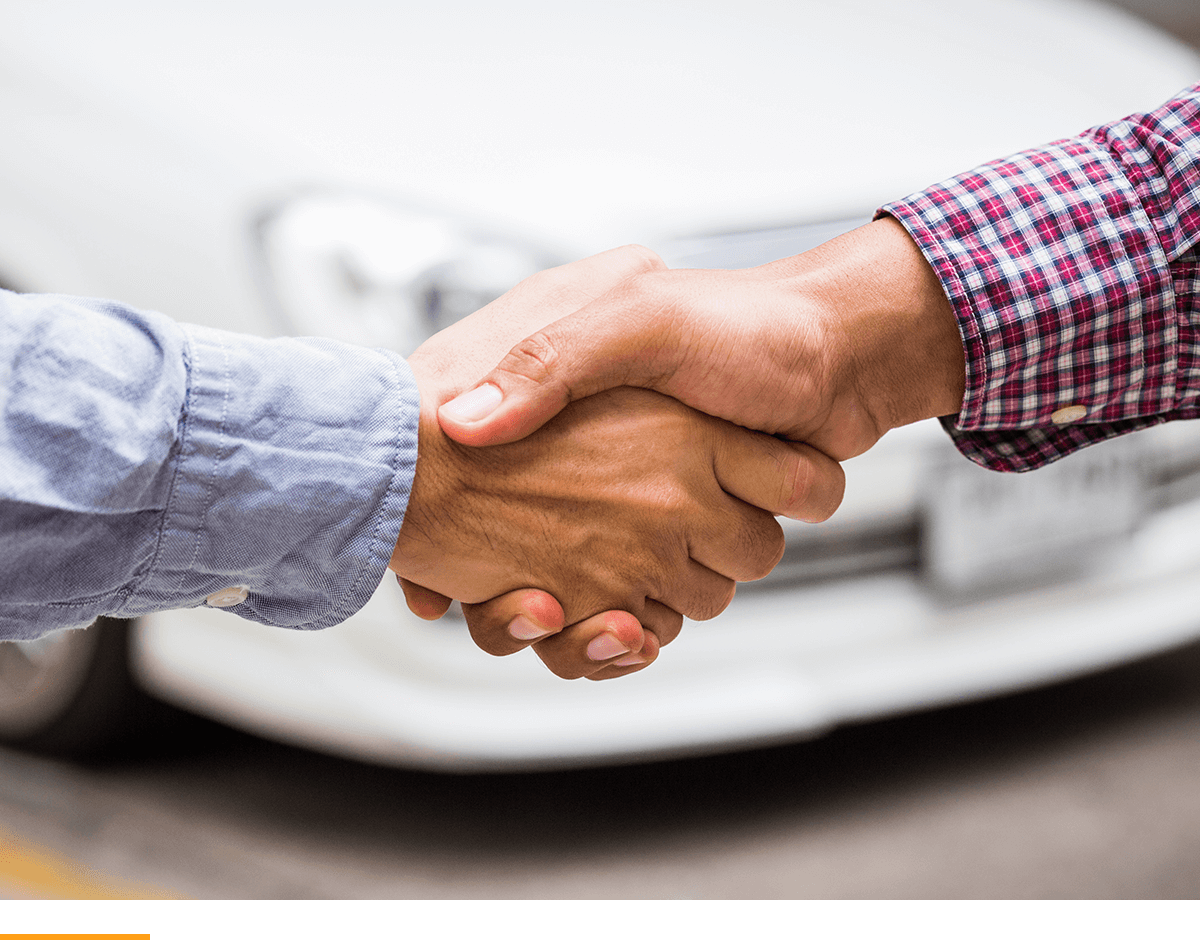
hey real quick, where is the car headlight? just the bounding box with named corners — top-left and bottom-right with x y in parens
top-left (253, 192), bottom-right (560, 353)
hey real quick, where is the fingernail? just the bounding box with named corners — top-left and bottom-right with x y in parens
top-left (587, 634), bottom-right (629, 661)
top-left (509, 615), bottom-right (551, 641)
top-left (441, 384), bottom-right (503, 423)
top-left (612, 653), bottom-right (644, 668)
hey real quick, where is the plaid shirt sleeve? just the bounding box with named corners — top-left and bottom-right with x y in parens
top-left (877, 83), bottom-right (1200, 472)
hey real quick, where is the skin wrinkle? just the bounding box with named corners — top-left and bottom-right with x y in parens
top-left (497, 328), bottom-right (569, 402)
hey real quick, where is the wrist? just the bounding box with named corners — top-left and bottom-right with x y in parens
top-left (805, 217), bottom-right (966, 441)
top-left (389, 361), bottom-right (455, 585)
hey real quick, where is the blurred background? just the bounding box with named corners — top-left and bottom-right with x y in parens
top-left (1, 0), bottom-right (1200, 899)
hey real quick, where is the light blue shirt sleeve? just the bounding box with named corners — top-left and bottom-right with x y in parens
top-left (0, 289), bottom-right (419, 640)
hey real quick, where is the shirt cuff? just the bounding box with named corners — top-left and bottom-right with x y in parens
top-left (874, 86), bottom-right (1200, 471)
top-left (124, 325), bottom-right (419, 629)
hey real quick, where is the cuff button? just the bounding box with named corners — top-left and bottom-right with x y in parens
top-left (1051, 405), bottom-right (1087, 425)
top-left (206, 585), bottom-right (250, 608)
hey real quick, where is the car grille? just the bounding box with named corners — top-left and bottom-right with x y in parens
top-left (744, 518), bottom-right (921, 592)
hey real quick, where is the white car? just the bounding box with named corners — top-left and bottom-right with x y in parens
top-left (1, 0), bottom-right (1199, 770)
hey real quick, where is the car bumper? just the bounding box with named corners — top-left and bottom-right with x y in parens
top-left (133, 494), bottom-right (1200, 772)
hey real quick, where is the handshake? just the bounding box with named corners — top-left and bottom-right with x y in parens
top-left (390, 219), bottom-right (966, 680)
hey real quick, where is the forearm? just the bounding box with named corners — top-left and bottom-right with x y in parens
top-left (789, 217), bottom-right (966, 442)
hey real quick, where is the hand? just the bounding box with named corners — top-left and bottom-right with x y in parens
top-left (437, 217), bottom-right (967, 462)
top-left (397, 246), bottom-right (844, 678)
top-left (397, 246), bottom-right (664, 674)
top-left (390, 385), bottom-right (827, 675)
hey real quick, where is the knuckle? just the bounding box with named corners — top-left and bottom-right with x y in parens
top-left (649, 611), bottom-right (684, 647)
top-left (788, 450), bottom-right (845, 522)
top-left (607, 267), bottom-right (673, 321)
top-left (633, 268), bottom-right (676, 310)
top-left (687, 579), bottom-right (737, 622)
top-left (776, 449), bottom-right (846, 523)
top-left (503, 330), bottom-right (560, 376)
top-left (497, 330), bottom-right (565, 388)
top-left (527, 263), bottom-right (588, 300)
top-left (745, 519), bottom-right (786, 581)
top-left (618, 243), bottom-right (667, 275)
top-left (650, 488), bottom-right (693, 522)
top-left (707, 510), bottom-right (784, 583)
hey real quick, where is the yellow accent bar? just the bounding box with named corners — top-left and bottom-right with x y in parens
top-left (0, 828), bottom-right (182, 900)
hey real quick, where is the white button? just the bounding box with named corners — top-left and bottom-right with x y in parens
top-left (1051, 405), bottom-right (1087, 425)
top-left (206, 585), bottom-right (250, 608)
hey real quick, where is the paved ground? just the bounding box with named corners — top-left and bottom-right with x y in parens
top-left (4, 637), bottom-right (1200, 898)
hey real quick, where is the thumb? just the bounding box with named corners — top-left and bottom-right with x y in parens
top-left (437, 284), bottom-right (680, 447)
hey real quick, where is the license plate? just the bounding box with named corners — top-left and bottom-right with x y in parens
top-left (921, 435), bottom-right (1146, 595)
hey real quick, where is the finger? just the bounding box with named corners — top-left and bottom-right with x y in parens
top-left (437, 273), bottom-right (681, 447)
top-left (654, 559), bottom-right (737, 623)
top-left (685, 488), bottom-right (785, 584)
top-left (461, 588), bottom-right (567, 657)
top-left (397, 577), bottom-right (453, 620)
top-left (712, 427), bottom-right (845, 523)
top-left (587, 629), bottom-right (662, 682)
top-left (530, 601), bottom-right (681, 679)
top-left (639, 598), bottom-right (684, 647)
top-left (531, 609), bottom-right (648, 680)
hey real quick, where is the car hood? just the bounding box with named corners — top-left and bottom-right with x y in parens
top-left (3, 0), bottom-right (1199, 254)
